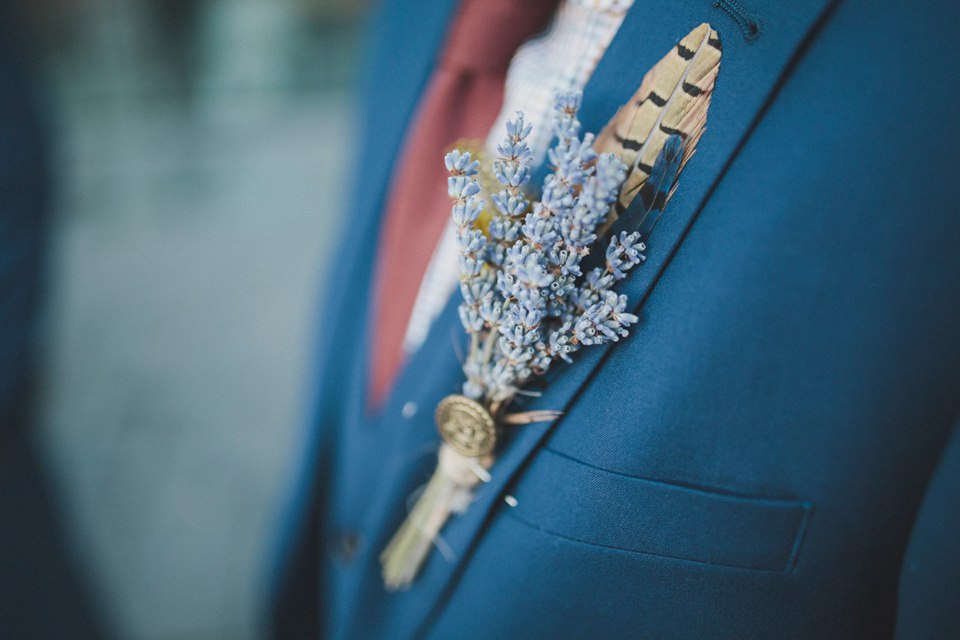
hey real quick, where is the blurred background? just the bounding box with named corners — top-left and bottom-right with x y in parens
top-left (2, 0), bottom-right (369, 638)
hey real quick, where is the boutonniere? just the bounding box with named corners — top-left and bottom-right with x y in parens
top-left (382, 23), bottom-right (721, 590)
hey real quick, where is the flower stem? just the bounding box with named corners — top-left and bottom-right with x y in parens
top-left (480, 327), bottom-right (498, 366)
top-left (468, 330), bottom-right (480, 366)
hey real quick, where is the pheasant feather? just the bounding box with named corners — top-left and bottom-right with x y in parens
top-left (595, 23), bottom-right (721, 226)
top-left (614, 134), bottom-right (684, 240)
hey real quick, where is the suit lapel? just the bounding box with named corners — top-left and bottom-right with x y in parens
top-left (281, 0), bottom-right (458, 612)
top-left (308, 0), bottom-right (460, 633)
top-left (339, 0), bottom-right (840, 637)
top-left (308, 0), bottom-right (458, 572)
top-left (348, 0), bottom-right (461, 257)
top-left (334, 0), bottom-right (461, 423)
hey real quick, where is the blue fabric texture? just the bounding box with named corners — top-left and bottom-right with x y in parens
top-left (270, 0), bottom-right (960, 638)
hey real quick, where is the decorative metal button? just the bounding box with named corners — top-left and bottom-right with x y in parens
top-left (435, 395), bottom-right (496, 457)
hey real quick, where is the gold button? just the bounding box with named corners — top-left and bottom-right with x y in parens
top-left (435, 395), bottom-right (497, 457)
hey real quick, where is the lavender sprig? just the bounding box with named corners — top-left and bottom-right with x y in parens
top-left (446, 91), bottom-right (649, 406)
top-left (444, 149), bottom-right (493, 399)
top-left (488, 112), bottom-right (532, 268)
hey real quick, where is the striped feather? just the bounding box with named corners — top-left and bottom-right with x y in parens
top-left (614, 134), bottom-right (684, 240)
top-left (595, 23), bottom-right (721, 228)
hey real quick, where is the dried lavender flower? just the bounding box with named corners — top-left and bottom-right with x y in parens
top-left (445, 92), bottom-right (655, 405)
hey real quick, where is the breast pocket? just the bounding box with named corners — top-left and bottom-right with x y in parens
top-left (505, 448), bottom-right (812, 572)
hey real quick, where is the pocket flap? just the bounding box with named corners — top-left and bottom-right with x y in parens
top-left (507, 449), bottom-right (812, 572)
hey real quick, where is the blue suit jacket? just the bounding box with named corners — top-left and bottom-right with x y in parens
top-left (270, 0), bottom-right (960, 637)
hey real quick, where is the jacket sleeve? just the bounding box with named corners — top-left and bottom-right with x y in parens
top-left (896, 414), bottom-right (960, 639)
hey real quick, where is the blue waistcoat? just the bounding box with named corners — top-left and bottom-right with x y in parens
top-left (270, 0), bottom-right (960, 637)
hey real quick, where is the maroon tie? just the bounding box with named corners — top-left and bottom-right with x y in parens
top-left (368, 0), bottom-right (557, 408)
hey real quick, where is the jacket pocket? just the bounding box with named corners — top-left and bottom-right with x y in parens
top-left (505, 448), bottom-right (812, 572)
